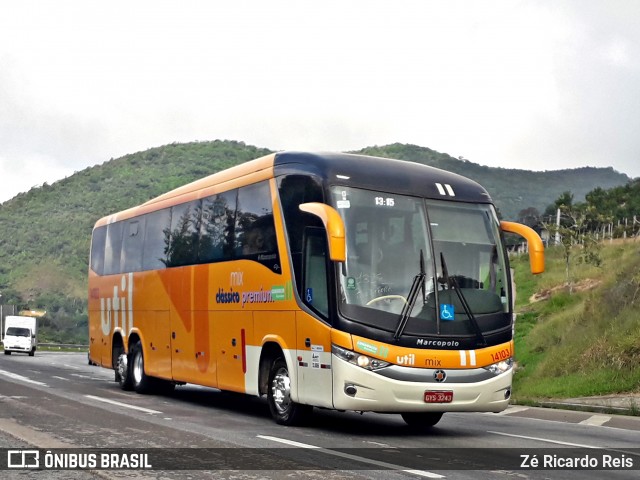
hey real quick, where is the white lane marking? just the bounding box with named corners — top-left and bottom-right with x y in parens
top-left (579, 415), bottom-right (611, 426)
top-left (257, 435), bottom-right (444, 478)
top-left (0, 368), bottom-right (49, 386)
top-left (488, 431), bottom-right (597, 448)
top-left (85, 395), bottom-right (162, 415)
top-left (70, 373), bottom-right (103, 381)
top-left (490, 430), bottom-right (640, 459)
top-left (51, 376), bottom-right (69, 381)
top-left (365, 441), bottom-right (392, 447)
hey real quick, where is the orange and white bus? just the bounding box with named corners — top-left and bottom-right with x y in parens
top-left (88, 151), bottom-right (543, 427)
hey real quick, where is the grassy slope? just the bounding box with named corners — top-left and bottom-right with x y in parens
top-left (511, 239), bottom-right (640, 399)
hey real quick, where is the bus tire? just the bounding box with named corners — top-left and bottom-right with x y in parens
top-left (130, 342), bottom-right (153, 394)
top-left (401, 412), bottom-right (443, 429)
top-left (4, 350), bottom-right (10, 355)
top-left (267, 357), bottom-right (311, 425)
top-left (29, 348), bottom-right (35, 357)
top-left (116, 348), bottom-right (134, 391)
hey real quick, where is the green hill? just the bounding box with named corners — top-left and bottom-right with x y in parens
top-left (355, 143), bottom-right (630, 220)
top-left (0, 140), bottom-right (632, 345)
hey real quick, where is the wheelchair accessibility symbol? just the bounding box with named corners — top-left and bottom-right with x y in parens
top-left (439, 304), bottom-right (455, 321)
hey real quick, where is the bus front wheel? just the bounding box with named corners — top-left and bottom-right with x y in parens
top-left (267, 357), bottom-right (311, 425)
top-left (401, 412), bottom-right (443, 429)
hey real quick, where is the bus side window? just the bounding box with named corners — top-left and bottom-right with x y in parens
top-left (199, 190), bottom-right (237, 263)
top-left (277, 175), bottom-right (324, 294)
top-left (302, 227), bottom-right (329, 319)
top-left (104, 221), bottom-right (124, 275)
top-left (90, 225), bottom-right (107, 275)
top-left (143, 208), bottom-right (171, 270)
top-left (166, 200), bottom-right (202, 268)
top-left (235, 181), bottom-right (281, 272)
top-left (121, 218), bottom-right (145, 273)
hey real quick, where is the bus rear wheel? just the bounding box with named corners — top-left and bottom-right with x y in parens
top-left (130, 342), bottom-right (153, 394)
top-left (115, 348), bottom-right (133, 391)
top-left (267, 357), bottom-right (311, 425)
top-left (401, 412), bottom-right (443, 429)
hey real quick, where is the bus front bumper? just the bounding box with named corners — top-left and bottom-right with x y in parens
top-left (332, 356), bottom-right (512, 413)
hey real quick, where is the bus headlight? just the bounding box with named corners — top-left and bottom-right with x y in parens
top-left (332, 344), bottom-right (390, 371)
top-left (483, 358), bottom-right (513, 376)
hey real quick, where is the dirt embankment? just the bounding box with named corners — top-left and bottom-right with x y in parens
top-left (529, 278), bottom-right (602, 303)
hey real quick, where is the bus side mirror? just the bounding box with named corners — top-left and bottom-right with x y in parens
top-left (299, 203), bottom-right (346, 262)
top-left (500, 221), bottom-right (545, 274)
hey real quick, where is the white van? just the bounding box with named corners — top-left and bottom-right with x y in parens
top-left (3, 315), bottom-right (38, 356)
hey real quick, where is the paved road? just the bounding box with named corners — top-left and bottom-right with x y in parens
top-left (0, 351), bottom-right (638, 479)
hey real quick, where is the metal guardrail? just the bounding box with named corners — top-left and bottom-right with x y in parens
top-left (37, 343), bottom-right (89, 350)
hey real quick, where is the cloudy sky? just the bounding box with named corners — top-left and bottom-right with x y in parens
top-left (1, 0), bottom-right (639, 203)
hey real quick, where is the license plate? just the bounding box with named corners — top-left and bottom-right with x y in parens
top-left (424, 391), bottom-right (453, 403)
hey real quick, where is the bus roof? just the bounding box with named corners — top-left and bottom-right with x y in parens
top-left (273, 151), bottom-right (493, 204)
top-left (93, 151), bottom-right (493, 227)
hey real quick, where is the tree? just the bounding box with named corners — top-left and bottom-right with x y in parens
top-left (543, 202), bottom-right (602, 293)
top-left (517, 207), bottom-right (542, 230)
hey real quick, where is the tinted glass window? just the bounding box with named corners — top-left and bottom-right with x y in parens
top-left (278, 175), bottom-right (324, 253)
top-left (90, 226), bottom-right (107, 275)
top-left (165, 200), bottom-right (202, 267)
top-left (278, 175), bottom-right (324, 293)
top-left (235, 181), bottom-right (281, 272)
top-left (142, 208), bottom-right (171, 270)
top-left (330, 186), bottom-right (510, 345)
top-left (303, 229), bottom-right (329, 318)
top-left (104, 221), bottom-right (124, 275)
top-left (427, 200), bottom-right (509, 307)
top-left (199, 190), bottom-right (237, 263)
top-left (121, 218), bottom-right (145, 272)
top-left (93, 183), bottom-right (284, 274)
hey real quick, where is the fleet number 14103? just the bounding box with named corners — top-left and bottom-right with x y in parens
top-left (490, 348), bottom-right (510, 362)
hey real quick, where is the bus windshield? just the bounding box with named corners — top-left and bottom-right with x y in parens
top-left (330, 186), bottom-right (510, 344)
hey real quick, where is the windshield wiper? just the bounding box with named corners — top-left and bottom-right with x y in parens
top-left (394, 250), bottom-right (426, 340)
top-left (438, 252), bottom-right (487, 347)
